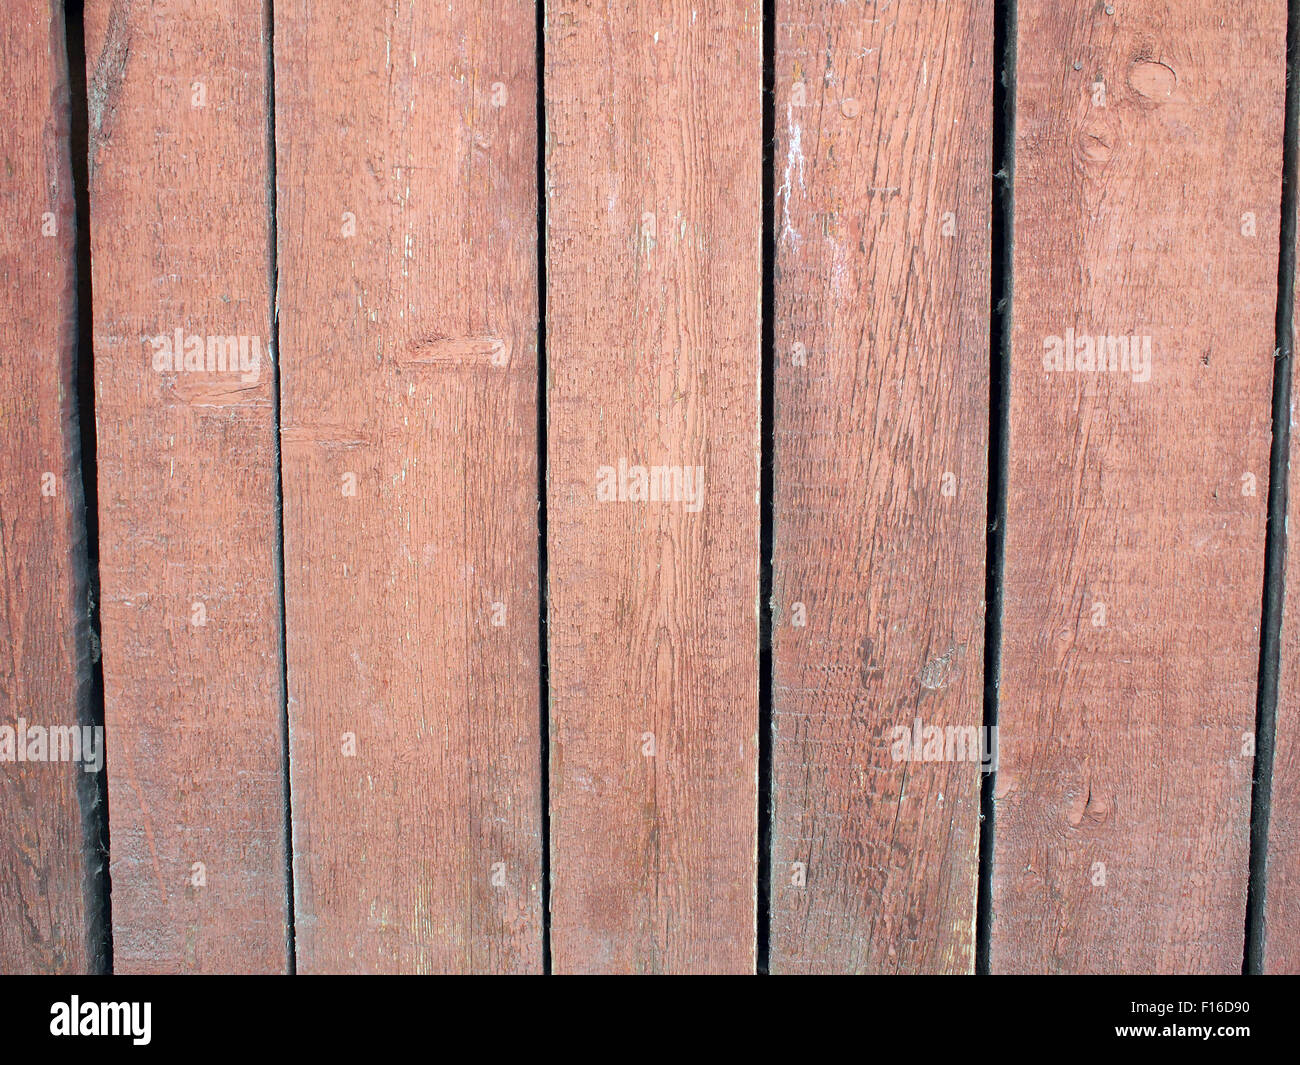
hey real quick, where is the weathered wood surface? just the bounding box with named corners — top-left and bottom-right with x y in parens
top-left (545, 0), bottom-right (762, 973)
top-left (5, 0), bottom-right (1299, 976)
top-left (992, 0), bottom-right (1284, 973)
top-left (769, 0), bottom-right (993, 974)
top-left (86, 0), bottom-right (288, 972)
top-left (275, 0), bottom-right (544, 973)
top-left (0, 0), bottom-right (94, 974)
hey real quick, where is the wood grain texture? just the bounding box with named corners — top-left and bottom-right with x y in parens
top-left (1264, 221), bottom-right (1300, 974)
top-left (276, 0), bottom-right (543, 973)
top-left (86, 0), bottom-right (288, 972)
top-left (0, 0), bottom-right (94, 974)
top-left (545, 0), bottom-right (761, 974)
top-left (993, 0), bottom-right (1283, 973)
top-left (769, 0), bottom-right (992, 974)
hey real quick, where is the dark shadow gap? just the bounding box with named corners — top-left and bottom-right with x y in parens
top-left (63, 0), bottom-right (111, 975)
top-left (535, 0), bottom-right (553, 976)
top-left (975, 0), bottom-right (1015, 976)
top-left (1244, 0), bottom-right (1300, 976)
top-left (757, 0), bottom-right (776, 976)
top-left (262, 0), bottom-right (296, 974)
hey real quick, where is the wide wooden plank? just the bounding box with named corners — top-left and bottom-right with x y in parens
top-left (0, 0), bottom-right (95, 974)
top-left (86, 0), bottom-right (288, 972)
top-left (1264, 217), bottom-right (1300, 974)
top-left (769, 0), bottom-right (993, 973)
top-left (545, 0), bottom-right (762, 973)
top-left (993, 0), bottom-right (1283, 972)
top-left (275, 0), bottom-right (543, 973)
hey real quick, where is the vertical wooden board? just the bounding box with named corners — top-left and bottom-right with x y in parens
top-left (1264, 228), bottom-right (1300, 974)
top-left (769, 1), bottom-right (992, 973)
top-left (993, 0), bottom-right (1283, 972)
top-left (276, 1), bottom-right (543, 973)
top-left (0, 0), bottom-right (93, 974)
top-left (86, 0), bottom-right (288, 971)
top-left (545, 1), bottom-right (761, 973)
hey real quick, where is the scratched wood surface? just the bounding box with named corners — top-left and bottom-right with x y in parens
top-left (275, 0), bottom-right (544, 973)
top-left (0, 0), bottom-right (94, 975)
top-left (769, 0), bottom-right (992, 974)
top-left (86, 0), bottom-right (289, 972)
top-left (8, 0), bottom-right (1300, 977)
top-left (991, 0), bottom-right (1284, 973)
top-left (545, 0), bottom-right (762, 973)
top-left (1264, 222), bottom-right (1300, 975)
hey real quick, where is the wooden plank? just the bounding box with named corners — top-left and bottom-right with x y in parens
top-left (275, 0), bottom-right (543, 973)
top-left (1264, 215), bottom-right (1300, 974)
top-left (545, 0), bottom-right (761, 973)
top-left (769, 0), bottom-right (993, 973)
top-left (993, 0), bottom-right (1284, 972)
top-left (86, 0), bottom-right (288, 972)
top-left (0, 0), bottom-right (95, 974)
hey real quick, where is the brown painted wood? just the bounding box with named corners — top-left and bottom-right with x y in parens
top-left (275, 0), bottom-right (543, 973)
top-left (993, 0), bottom-right (1284, 973)
top-left (86, 0), bottom-right (288, 972)
top-left (0, 0), bottom-right (94, 975)
top-left (1264, 220), bottom-right (1300, 974)
top-left (769, 0), bottom-right (993, 974)
top-left (545, 0), bottom-right (762, 974)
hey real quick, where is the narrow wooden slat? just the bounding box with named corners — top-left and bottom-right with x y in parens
top-left (86, 0), bottom-right (288, 972)
top-left (0, 0), bottom-right (93, 974)
top-left (545, 0), bottom-right (761, 973)
top-left (1264, 217), bottom-right (1300, 973)
top-left (769, 0), bottom-right (993, 973)
top-left (275, 0), bottom-right (543, 973)
top-left (993, 0), bottom-right (1284, 972)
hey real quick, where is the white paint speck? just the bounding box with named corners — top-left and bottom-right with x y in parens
top-left (776, 103), bottom-right (806, 247)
